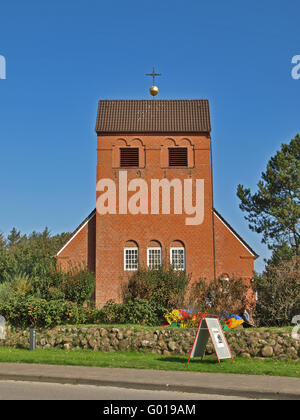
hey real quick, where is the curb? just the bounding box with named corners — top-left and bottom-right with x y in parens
top-left (0, 372), bottom-right (299, 400)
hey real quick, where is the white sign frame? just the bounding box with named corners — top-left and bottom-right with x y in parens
top-left (188, 316), bottom-right (234, 365)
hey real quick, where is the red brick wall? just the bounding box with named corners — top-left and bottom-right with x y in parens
top-left (56, 213), bottom-right (96, 273)
top-left (213, 211), bottom-right (256, 311)
top-left (95, 133), bottom-right (215, 306)
top-left (56, 134), bottom-right (256, 308)
top-left (214, 212), bottom-right (255, 281)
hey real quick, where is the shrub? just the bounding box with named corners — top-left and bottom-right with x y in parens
top-left (123, 265), bottom-right (190, 310)
top-left (0, 247), bottom-right (18, 283)
top-left (0, 272), bottom-right (33, 304)
top-left (0, 295), bottom-right (99, 328)
top-left (0, 228), bottom-right (72, 284)
top-left (0, 281), bottom-right (13, 304)
top-left (99, 298), bottom-right (168, 326)
top-left (46, 287), bottom-right (66, 301)
top-left (58, 266), bottom-right (95, 304)
top-left (254, 257), bottom-right (300, 327)
top-left (187, 276), bottom-right (253, 314)
top-left (30, 265), bottom-right (95, 305)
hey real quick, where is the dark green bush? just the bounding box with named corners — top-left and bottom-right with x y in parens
top-left (254, 257), bottom-right (300, 327)
top-left (123, 265), bottom-right (190, 310)
top-left (58, 266), bottom-right (95, 305)
top-left (99, 298), bottom-right (168, 326)
top-left (30, 266), bottom-right (95, 305)
top-left (0, 294), bottom-right (99, 328)
top-left (0, 228), bottom-right (72, 284)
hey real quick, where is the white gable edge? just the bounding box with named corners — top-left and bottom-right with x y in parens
top-left (213, 211), bottom-right (257, 257)
top-left (56, 212), bottom-right (95, 257)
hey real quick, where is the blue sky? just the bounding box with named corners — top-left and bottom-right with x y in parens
top-left (0, 0), bottom-right (299, 272)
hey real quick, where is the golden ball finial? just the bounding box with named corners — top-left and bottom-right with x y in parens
top-left (149, 85), bottom-right (159, 97)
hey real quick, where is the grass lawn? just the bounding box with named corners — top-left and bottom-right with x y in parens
top-left (0, 347), bottom-right (299, 378)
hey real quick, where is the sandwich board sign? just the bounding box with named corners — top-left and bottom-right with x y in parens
top-left (188, 316), bottom-right (233, 365)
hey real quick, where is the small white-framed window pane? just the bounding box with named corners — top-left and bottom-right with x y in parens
top-left (147, 248), bottom-right (162, 270)
top-left (124, 248), bottom-right (139, 271)
top-left (170, 248), bottom-right (185, 270)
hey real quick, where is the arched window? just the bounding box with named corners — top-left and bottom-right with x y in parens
top-left (160, 138), bottom-right (194, 168)
top-left (147, 240), bottom-right (162, 270)
top-left (170, 240), bottom-right (185, 271)
top-left (124, 240), bottom-right (139, 271)
top-left (112, 138), bottom-right (145, 168)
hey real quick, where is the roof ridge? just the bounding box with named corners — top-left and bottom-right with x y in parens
top-left (98, 99), bottom-right (209, 101)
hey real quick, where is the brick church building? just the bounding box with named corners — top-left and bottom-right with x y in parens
top-left (55, 99), bottom-right (257, 307)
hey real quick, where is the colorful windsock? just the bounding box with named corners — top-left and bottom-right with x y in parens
top-left (225, 315), bottom-right (244, 329)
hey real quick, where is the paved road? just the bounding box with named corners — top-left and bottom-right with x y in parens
top-left (0, 380), bottom-right (255, 400)
top-left (1, 362), bottom-right (299, 399)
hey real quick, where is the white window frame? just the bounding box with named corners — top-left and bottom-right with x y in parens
top-left (170, 247), bottom-right (186, 271)
top-left (147, 247), bottom-right (162, 270)
top-left (124, 247), bottom-right (139, 271)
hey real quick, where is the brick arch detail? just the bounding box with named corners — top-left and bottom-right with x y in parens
top-left (112, 138), bottom-right (145, 168)
top-left (125, 239), bottom-right (139, 248)
top-left (170, 239), bottom-right (185, 248)
top-left (160, 137), bottom-right (194, 168)
top-left (148, 239), bottom-right (162, 248)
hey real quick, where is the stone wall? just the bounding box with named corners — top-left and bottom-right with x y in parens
top-left (1, 325), bottom-right (299, 360)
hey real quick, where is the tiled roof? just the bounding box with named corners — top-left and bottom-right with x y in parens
top-left (95, 99), bottom-right (211, 134)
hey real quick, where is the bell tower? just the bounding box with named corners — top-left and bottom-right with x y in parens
top-left (95, 98), bottom-right (214, 306)
top-left (55, 85), bottom-right (257, 307)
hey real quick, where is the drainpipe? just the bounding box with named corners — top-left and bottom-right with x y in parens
top-left (210, 135), bottom-right (217, 281)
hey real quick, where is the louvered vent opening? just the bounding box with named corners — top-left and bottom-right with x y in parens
top-left (120, 148), bottom-right (139, 167)
top-left (168, 148), bottom-right (188, 167)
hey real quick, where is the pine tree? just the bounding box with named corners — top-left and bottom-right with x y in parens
top-left (7, 228), bottom-right (25, 248)
top-left (0, 233), bottom-right (6, 248)
top-left (237, 134), bottom-right (300, 255)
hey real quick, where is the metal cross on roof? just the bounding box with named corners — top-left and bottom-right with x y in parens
top-left (145, 66), bottom-right (162, 85)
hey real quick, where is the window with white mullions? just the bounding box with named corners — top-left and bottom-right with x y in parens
top-left (147, 248), bottom-right (162, 270)
top-left (124, 248), bottom-right (139, 271)
top-left (170, 247), bottom-right (185, 270)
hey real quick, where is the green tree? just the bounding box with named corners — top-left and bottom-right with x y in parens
top-left (0, 227), bottom-right (71, 283)
top-left (237, 135), bottom-right (300, 255)
top-left (254, 256), bottom-right (300, 326)
top-left (266, 242), bottom-right (296, 268)
top-left (7, 228), bottom-right (25, 248)
top-left (0, 247), bottom-right (18, 283)
top-left (0, 233), bottom-right (6, 248)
